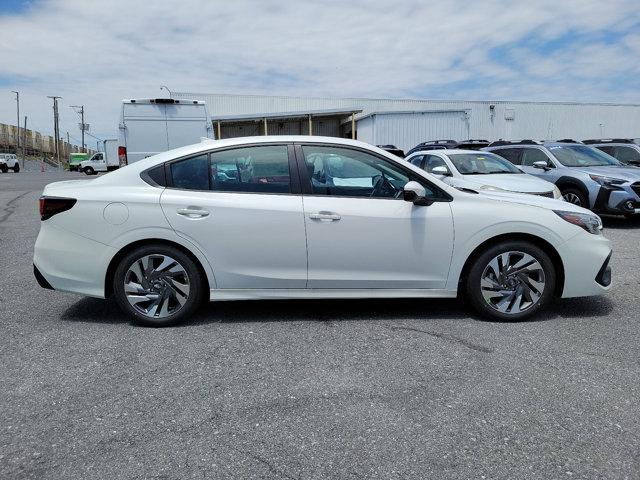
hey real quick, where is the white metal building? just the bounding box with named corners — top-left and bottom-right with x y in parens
top-left (173, 92), bottom-right (640, 152)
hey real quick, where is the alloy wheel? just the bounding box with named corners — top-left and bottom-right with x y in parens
top-left (480, 251), bottom-right (546, 315)
top-left (563, 192), bottom-right (582, 205)
top-left (123, 254), bottom-right (191, 319)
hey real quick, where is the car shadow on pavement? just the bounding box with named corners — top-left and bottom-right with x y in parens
top-left (60, 294), bottom-right (614, 327)
top-left (601, 214), bottom-right (640, 230)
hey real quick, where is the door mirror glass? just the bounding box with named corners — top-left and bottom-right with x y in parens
top-left (403, 180), bottom-right (428, 204)
top-left (431, 165), bottom-right (450, 176)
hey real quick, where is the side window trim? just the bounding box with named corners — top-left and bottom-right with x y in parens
top-left (293, 142), bottom-right (452, 202)
top-left (162, 143), bottom-right (300, 195)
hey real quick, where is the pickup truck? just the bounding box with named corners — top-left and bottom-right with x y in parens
top-left (0, 153), bottom-right (20, 173)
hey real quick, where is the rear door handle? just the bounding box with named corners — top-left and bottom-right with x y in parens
top-left (177, 207), bottom-right (210, 218)
top-left (309, 211), bottom-right (341, 221)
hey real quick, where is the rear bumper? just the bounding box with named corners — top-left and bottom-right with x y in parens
top-left (33, 222), bottom-right (117, 298)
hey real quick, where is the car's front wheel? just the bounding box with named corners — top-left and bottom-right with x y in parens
top-left (113, 244), bottom-right (205, 327)
top-left (466, 241), bottom-right (555, 321)
top-left (12, 164), bottom-right (19, 173)
top-left (561, 188), bottom-right (587, 207)
top-left (83, 166), bottom-right (95, 175)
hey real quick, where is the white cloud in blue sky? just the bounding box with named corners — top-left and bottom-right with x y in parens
top-left (0, 0), bottom-right (639, 141)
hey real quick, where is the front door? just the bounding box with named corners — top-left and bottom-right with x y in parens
top-left (297, 144), bottom-right (454, 289)
top-left (160, 144), bottom-right (307, 289)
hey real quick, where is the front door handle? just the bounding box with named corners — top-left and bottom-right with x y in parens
top-left (177, 207), bottom-right (210, 218)
top-left (309, 211), bottom-right (341, 221)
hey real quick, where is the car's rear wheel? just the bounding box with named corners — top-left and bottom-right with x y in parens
top-left (84, 166), bottom-right (95, 175)
top-left (0, 165), bottom-right (7, 173)
top-left (113, 244), bottom-right (205, 327)
top-left (12, 164), bottom-right (19, 172)
top-left (466, 241), bottom-right (555, 321)
top-left (561, 188), bottom-right (587, 207)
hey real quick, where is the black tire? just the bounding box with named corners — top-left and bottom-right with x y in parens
top-left (12, 164), bottom-right (19, 173)
top-left (0, 165), bottom-right (7, 173)
top-left (113, 244), bottom-right (206, 327)
top-left (561, 187), bottom-right (587, 207)
top-left (465, 241), bottom-right (556, 322)
top-left (84, 166), bottom-right (95, 175)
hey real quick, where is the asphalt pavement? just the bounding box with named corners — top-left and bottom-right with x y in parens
top-left (1, 171), bottom-right (639, 479)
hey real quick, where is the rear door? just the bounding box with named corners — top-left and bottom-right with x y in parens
top-left (160, 144), bottom-right (307, 289)
top-left (297, 143), bottom-right (454, 289)
top-left (165, 103), bottom-right (211, 150)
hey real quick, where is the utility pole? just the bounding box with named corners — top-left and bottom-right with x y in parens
top-left (22, 116), bottom-right (27, 167)
top-left (70, 105), bottom-right (85, 152)
top-left (48, 96), bottom-right (62, 165)
top-left (11, 91), bottom-right (19, 158)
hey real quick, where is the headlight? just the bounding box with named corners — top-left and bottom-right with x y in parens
top-left (479, 185), bottom-right (506, 192)
top-left (552, 185), bottom-right (562, 199)
top-left (554, 210), bottom-right (603, 235)
top-left (589, 174), bottom-right (626, 186)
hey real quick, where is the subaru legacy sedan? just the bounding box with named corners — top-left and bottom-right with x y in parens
top-left (34, 136), bottom-right (612, 326)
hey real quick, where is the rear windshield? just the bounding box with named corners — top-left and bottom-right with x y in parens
top-left (549, 145), bottom-right (620, 167)
top-left (447, 152), bottom-right (522, 175)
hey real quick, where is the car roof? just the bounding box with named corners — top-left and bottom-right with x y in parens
top-left (409, 148), bottom-right (499, 156)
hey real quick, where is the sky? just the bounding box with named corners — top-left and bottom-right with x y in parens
top-left (0, 0), bottom-right (639, 144)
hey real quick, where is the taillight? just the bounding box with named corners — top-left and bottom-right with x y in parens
top-left (118, 146), bottom-right (128, 166)
top-left (39, 196), bottom-right (77, 220)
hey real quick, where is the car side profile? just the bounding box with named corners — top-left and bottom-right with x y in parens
top-left (485, 141), bottom-right (640, 216)
top-left (405, 149), bottom-right (562, 199)
top-left (0, 153), bottom-right (20, 173)
top-left (34, 136), bottom-right (612, 326)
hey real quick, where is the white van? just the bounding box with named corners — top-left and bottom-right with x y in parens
top-left (117, 98), bottom-right (213, 166)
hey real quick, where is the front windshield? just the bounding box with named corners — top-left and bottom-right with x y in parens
top-left (549, 145), bottom-right (620, 167)
top-left (447, 152), bottom-right (522, 175)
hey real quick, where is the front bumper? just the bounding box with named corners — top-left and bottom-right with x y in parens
top-left (593, 184), bottom-right (640, 215)
top-left (557, 232), bottom-right (612, 298)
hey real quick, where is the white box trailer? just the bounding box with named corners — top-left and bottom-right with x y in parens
top-left (118, 98), bottom-right (213, 165)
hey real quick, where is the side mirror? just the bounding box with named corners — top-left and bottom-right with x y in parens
top-left (533, 160), bottom-right (550, 171)
top-left (431, 165), bottom-right (451, 176)
top-left (403, 181), bottom-right (432, 205)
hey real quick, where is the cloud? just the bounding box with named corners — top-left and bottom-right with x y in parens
top-left (0, 0), bottom-right (639, 140)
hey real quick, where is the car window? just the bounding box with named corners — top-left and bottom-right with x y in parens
top-left (170, 154), bottom-right (210, 190)
top-left (521, 148), bottom-right (552, 167)
top-left (301, 145), bottom-right (441, 199)
top-left (447, 153), bottom-right (522, 175)
top-left (596, 146), bottom-right (616, 156)
top-left (491, 148), bottom-right (522, 165)
top-left (549, 145), bottom-right (620, 167)
top-left (210, 145), bottom-right (291, 194)
top-left (409, 155), bottom-right (423, 167)
top-left (614, 146), bottom-right (640, 163)
top-left (424, 155), bottom-right (448, 173)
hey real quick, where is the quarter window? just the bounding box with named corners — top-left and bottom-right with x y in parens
top-left (492, 148), bottom-right (522, 165)
top-left (210, 145), bottom-right (291, 193)
top-left (409, 155), bottom-right (424, 167)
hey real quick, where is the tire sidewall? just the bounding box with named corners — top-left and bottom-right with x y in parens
top-left (84, 167), bottom-right (94, 175)
top-left (466, 241), bottom-right (556, 322)
top-left (113, 244), bottom-right (205, 327)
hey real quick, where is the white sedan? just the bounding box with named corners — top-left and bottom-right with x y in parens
top-left (34, 136), bottom-right (612, 326)
top-left (405, 149), bottom-right (562, 199)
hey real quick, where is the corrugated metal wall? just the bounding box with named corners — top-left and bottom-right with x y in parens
top-left (174, 92), bottom-right (640, 146)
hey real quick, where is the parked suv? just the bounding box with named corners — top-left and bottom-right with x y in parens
top-left (406, 140), bottom-right (489, 156)
top-left (0, 153), bottom-right (20, 173)
top-left (583, 139), bottom-right (640, 166)
top-left (485, 140), bottom-right (640, 216)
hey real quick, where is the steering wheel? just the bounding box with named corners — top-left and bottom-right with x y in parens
top-left (370, 172), bottom-right (401, 198)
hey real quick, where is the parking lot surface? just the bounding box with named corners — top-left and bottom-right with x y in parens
top-left (1, 172), bottom-right (639, 479)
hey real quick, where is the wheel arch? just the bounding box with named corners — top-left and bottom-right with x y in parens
top-left (458, 233), bottom-right (565, 297)
top-left (555, 176), bottom-right (590, 201)
top-left (104, 238), bottom-right (211, 298)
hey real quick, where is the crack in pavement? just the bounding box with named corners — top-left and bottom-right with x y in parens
top-left (385, 324), bottom-right (494, 353)
top-left (0, 191), bottom-right (31, 224)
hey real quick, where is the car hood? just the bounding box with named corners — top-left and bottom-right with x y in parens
top-left (570, 165), bottom-right (640, 181)
top-left (448, 173), bottom-right (555, 193)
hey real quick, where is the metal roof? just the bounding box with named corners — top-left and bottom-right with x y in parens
top-left (210, 108), bottom-right (362, 122)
